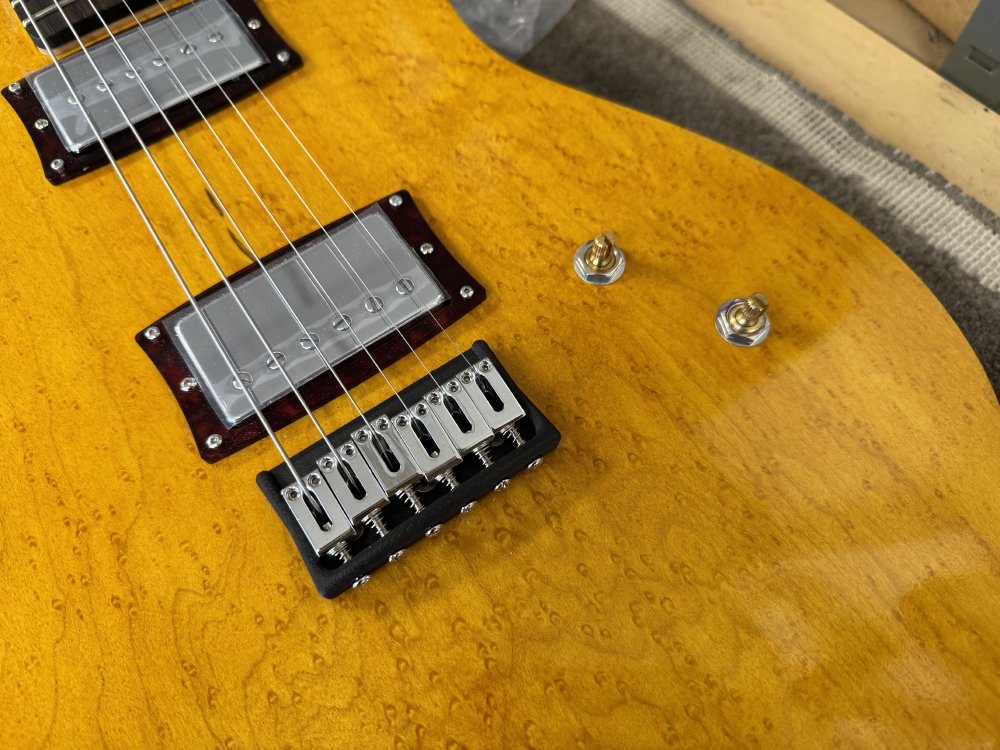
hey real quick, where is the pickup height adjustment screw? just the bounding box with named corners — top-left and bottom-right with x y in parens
top-left (419, 243), bottom-right (434, 255)
top-left (716, 292), bottom-right (771, 347)
top-left (277, 50), bottom-right (291, 64)
top-left (34, 118), bottom-right (49, 131)
top-left (388, 194), bottom-right (403, 207)
top-left (460, 286), bottom-right (474, 299)
top-left (50, 159), bottom-right (65, 172)
top-left (247, 17), bottom-right (262, 30)
top-left (144, 326), bottom-right (161, 341)
top-left (179, 377), bottom-right (198, 392)
top-left (575, 232), bottom-right (626, 286)
top-left (8, 82), bottom-right (22, 95)
top-left (205, 434), bottom-right (223, 449)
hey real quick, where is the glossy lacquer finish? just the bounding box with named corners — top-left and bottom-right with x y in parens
top-left (0, 1), bottom-right (998, 747)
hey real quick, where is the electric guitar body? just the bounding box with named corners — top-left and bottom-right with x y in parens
top-left (1, 0), bottom-right (999, 746)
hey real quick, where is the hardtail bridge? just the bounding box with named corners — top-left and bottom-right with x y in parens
top-left (257, 341), bottom-right (561, 599)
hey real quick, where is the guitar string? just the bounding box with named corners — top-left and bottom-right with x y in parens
top-left (79, 0), bottom-right (425, 473)
top-left (139, 0), bottom-right (483, 393)
top-left (44, 2), bottom-right (349, 467)
top-left (101, 1), bottom-right (418, 426)
top-left (20, 2), bottom-right (308, 491)
top-left (116, 0), bottom-right (492, 447)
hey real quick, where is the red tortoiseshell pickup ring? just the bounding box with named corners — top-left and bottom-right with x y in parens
top-left (135, 191), bottom-right (486, 463)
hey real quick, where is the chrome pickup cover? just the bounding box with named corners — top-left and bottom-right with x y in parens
top-left (3, 0), bottom-right (301, 184)
top-left (165, 205), bottom-right (444, 427)
top-left (28, 0), bottom-right (265, 154)
top-left (137, 191), bottom-right (486, 463)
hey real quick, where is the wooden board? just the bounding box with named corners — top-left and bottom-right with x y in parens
top-left (687, 0), bottom-right (1000, 218)
top-left (906, 0), bottom-right (978, 41)
top-left (0, 0), bottom-right (998, 746)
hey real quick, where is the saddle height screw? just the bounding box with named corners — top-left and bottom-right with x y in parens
top-left (715, 292), bottom-right (771, 348)
top-left (574, 232), bottom-right (626, 285)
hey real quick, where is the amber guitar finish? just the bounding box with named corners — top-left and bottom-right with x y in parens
top-left (1, 1), bottom-right (999, 746)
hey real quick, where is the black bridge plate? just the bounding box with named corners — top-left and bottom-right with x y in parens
top-left (3, 0), bottom-right (301, 185)
top-left (257, 341), bottom-right (561, 600)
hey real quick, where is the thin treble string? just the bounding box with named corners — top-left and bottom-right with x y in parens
top-left (19, 3), bottom-right (307, 489)
top-left (141, 0), bottom-right (471, 398)
top-left (47, 2), bottom-right (340, 460)
top-left (107, 1), bottom-right (415, 427)
top-left (159, 0), bottom-right (480, 375)
top-left (80, 0), bottom-right (392, 456)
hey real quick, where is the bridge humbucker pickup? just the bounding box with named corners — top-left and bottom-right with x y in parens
top-left (137, 191), bottom-right (485, 463)
top-left (3, 0), bottom-right (301, 184)
top-left (257, 341), bottom-right (561, 600)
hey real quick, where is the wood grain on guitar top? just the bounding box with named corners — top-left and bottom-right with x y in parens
top-left (0, 1), bottom-right (998, 747)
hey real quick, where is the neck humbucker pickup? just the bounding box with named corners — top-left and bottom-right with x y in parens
top-left (257, 341), bottom-right (561, 599)
top-left (4, 0), bottom-right (301, 184)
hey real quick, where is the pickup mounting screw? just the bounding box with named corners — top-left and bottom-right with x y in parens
top-left (419, 242), bottom-right (434, 255)
top-left (460, 286), bottom-right (474, 299)
top-left (352, 575), bottom-right (371, 589)
top-left (495, 479), bottom-right (511, 491)
top-left (388, 549), bottom-right (406, 562)
top-left (179, 377), bottom-right (198, 392)
top-left (460, 501), bottom-right (477, 513)
top-left (716, 292), bottom-right (771, 347)
top-left (247, 17), bottom-right (262, 30)
top-left (574, 232), bottom-right (626, 286)
top-left (277, 50), bottom-right (291, 64)
top-left (144, 326), bottom-right (160, 340)
top-left (388, 194), bottom-right (403, 207)
top-left (528, 457), bottom-right (544, 469)
top-left (205, 434), bottom-right (223, 449)
top-left (50, 158), bottom-right (65, 172)
top-left (425, 525), bottom-right (443, 537)
top-left (35, 118), bottom-right (49, 130)
top-left (8, 82), bottom-right (22, 95)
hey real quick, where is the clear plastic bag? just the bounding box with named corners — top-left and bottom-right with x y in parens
top-left (452, 0), bottom-right (577, 59)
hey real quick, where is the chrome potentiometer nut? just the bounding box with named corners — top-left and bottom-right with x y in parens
top-left (716, 293), bottom-right (771, 347)
top-left (574, 232), bottom-right (626, 285)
